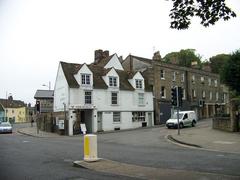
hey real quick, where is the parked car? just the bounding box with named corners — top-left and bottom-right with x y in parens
top-left (0, 122), bottom-right (13, 133)
top-left (166, 111), bottom-right (197, 129)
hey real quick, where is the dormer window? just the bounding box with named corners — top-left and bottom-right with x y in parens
top-left (135, 79), bottom-right (143, 89)
top-left (109, 76), bottom-right (117, 87)
top-left (201, 77), bottom-right (205, 84)
top-left (81, 74), bottom-right (90, 85)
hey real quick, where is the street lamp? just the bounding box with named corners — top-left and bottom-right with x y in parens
top-left (42, 81), bottom-right (51, 90)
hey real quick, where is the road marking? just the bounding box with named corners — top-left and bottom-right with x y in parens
top-left (23, 140), bottom-right (29, 143)
top-left (213, 141), bottom-right (236, 145)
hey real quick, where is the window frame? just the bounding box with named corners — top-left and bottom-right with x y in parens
top-left (132, 112), bottom-right (146, 122)
top-left (113, 112), bottom-right (121, 123)
top-left (111, 92), bottom-right (118, 105)
top-left (192, 89), bottom-right (196, 98)
top-left (208, 78), bottom-right (211, 86)
top-left (181, 73), bottom-right (185, 82)
top-left (138, 93), bottom-right (144, 105)
top-left (202, 90), bottom-right (206, 98)
top-left (214, 79), bottom-right (218, 87)
top-left (192, 75), bottom-right (195, 83)
top-left (135, 79), bottom-right (143, 89)
top-left (216, 92), bottom-right (219, 101)
top-left (84, 91), bottom-right (92, 104)
top-left (81, 74), bottom-right (91, 85)
top-left (210, 91), bottom-right (213, 100)
top-left (172, 71), bottom-right (176, 81)
top-left (109, 76), bottom-right (117, 87)
top-left (160, 86), bottom-right (166, 98)
top-left (160, 69), bottom-right (165, 80)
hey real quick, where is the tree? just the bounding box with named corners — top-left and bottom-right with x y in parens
top-left (209, 54), bottom-right (230, 74)
top-left (169, 0), bottom-right (237, 30)
top-left (163, 49), bottom-right (201, 67)
top-left (221, 50), bottom-right (240, 95)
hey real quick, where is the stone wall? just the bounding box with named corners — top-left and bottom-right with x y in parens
top-left (36, 111), bottom-right (67, 134)
top-left (212, 117), bottom-right (232, 132)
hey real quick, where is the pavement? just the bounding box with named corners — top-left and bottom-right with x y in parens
top-left (17, 124), bottom-right (61, 138)
top-left (17, 119), bottom-right (240, 180)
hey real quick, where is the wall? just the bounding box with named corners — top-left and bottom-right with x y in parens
top-left (93, 89), bottom-right (154, 132)
top-left (212, 117), bottom-right (232, 131)
top-left (54, 64), bottom-right (69, 112)
top-left (104, 54), bottom-right (124, 70)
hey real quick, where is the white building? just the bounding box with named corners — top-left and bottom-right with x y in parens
top-left (54, 50), bottom-right (154, 135)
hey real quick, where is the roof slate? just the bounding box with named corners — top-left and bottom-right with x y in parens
top-left (60, 61), bottom-right (142, 91)
top-left (60, 61), bottom-right (81, 88)
top-left (34, 90), bottom-right (54, 99)
top-left (94, 54), bottom-right (115, 67)
top-left (0, 99), bottom-right (26, 108)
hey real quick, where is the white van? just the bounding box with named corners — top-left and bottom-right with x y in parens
top-left (166, 111), bottom-right (197, 129)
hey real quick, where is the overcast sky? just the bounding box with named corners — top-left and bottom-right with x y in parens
top-left (0, 0), bottom-right (240, 105)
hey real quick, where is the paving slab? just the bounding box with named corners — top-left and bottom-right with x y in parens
top-left (169, 120), bottom-right (240, 154)
top-left (73, 159), bottom-right (239, 180)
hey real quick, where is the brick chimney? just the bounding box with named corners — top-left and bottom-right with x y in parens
top-left (152, 51), bottom-right (162, 61)
top-left (202, 63), bottom-right (212, 72)
top-left (191, 61), bottom-right (199, 68)
top-left (94, 49), bottom-right (109, 64)
top-left (94, 49), bottom-right (103, 64)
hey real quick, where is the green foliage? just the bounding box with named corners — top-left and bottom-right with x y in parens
top-left (209, 54), bottom-right (230, 74)
top-left (169, 0), bottom-right (237, 30)
top-left (163, 49), bottom-right (201, 67)
top-left (221, 50), bottom-right (240, 95)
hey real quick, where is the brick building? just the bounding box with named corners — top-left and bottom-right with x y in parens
top-left (122, 52), bottom-right (226, 125)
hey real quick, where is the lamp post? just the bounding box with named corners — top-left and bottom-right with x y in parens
top-left (5, 92), bottom-right (12, 122)
top-left (42, 81), bottom-right (51, 90)
top-left (63, 103), bottom-right (67, 135)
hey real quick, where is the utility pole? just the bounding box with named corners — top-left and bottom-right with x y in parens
top-left (176, 87), bottom-right (180, 135)
top-left (63, 103), bottom-right (67, 135)
top-left (171, 86), bottom-right (183, 135)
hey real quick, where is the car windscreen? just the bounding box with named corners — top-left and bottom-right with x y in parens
top-left (171, 113), bottom-right (184, 119)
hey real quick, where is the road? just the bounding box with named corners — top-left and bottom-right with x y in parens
top-left (0, 120), bottom-right (240, 179)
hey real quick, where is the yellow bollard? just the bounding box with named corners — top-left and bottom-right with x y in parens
top-left (84, 134), bottom-right (99, 162)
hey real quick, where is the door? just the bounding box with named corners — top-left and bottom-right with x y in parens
top-left (97, 112), bottom-right (103, 132)
top-left (148, 112), bottom-right (152, 127)
top-left (182, 113), bottom-right (189, 126)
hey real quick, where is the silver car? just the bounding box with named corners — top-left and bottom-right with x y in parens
top-left (0, 122), bottom-right (13, 133)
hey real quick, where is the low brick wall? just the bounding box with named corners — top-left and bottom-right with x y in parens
top-left (212, 117), bottom-right (232, 132)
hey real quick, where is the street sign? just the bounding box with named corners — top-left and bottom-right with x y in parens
top-left (80, 123), bottom-right (87, 134)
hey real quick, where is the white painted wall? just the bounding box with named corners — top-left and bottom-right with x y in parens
top-left (128, 72), bottom-right (145, 89)
top-left (104, 54), bottom-right (124, 70)
top-left (54, 62), bottom-right (154, 134)
top-left (54, 63), bottom-right (69, 112)
top-left (102, 68), bottom-right (120, 89)
top-left (73, 64), bottom-right (93, 87)
top-left (93, 89), bottom-right (154, 132)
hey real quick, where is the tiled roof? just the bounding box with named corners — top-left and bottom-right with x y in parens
top-left (94, 54), bottom-right (115, 67)
top-left (88, 65), bottom-right (108, 89)
top-left (60, 61), bottom-right (81, 88)
top-left (130, 55), bottom-right (152, 64)
top-left (60, 61), bottom-right (143, 91)
top-left (34, 90), bottom-right (54, 99)
top-left (0, 99), bottom-right (26, 108)
top-left (115, 70), bottom-right (135, 91)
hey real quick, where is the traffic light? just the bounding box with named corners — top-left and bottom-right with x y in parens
top-left (36, 100), bottom-right (40, 113)
top-left (171, 87), bottom-right (177, 106)
top-left (178, 87), bottom-right (183, 107)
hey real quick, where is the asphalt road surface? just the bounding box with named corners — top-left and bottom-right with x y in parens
top-left (0, 120), bottom-right (240, 180)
